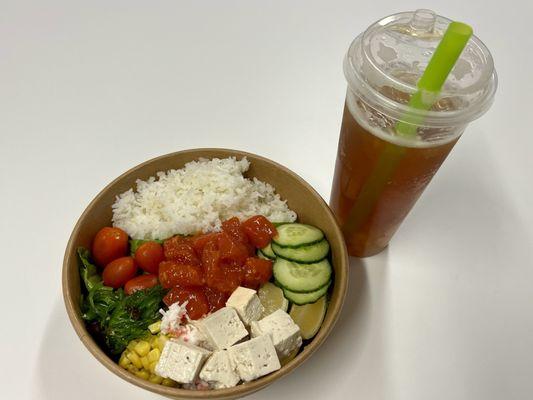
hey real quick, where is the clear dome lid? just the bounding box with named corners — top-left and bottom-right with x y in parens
top-left (344, 9), bottom-right (497, 127)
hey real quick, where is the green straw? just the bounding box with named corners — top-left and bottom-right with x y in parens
top-left (342, 21), bottom-right (473, 240)
top-left (395, 22), bottom-right (473, 136)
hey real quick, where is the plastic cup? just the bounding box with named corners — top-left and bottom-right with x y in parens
top-left (329, 9), bottom-right (497, 257)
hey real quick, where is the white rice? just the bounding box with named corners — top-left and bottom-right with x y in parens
top-left (111, 157), bottom-right (297, 240)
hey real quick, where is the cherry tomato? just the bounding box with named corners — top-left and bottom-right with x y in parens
top-left (124, 274), bottom-right (158, 295)
top-left (163, 236), bottom-right (200, 265)
top-left (102, 256), bottom-right (138, 288)
top-left (92, 227), bottom-right (128, 267)
top-left (163, 286), bottom-right (209, 320)
top-left (159, 260), bottom-right (205, 288)
top-left (134, 241), bottom-right (164, 274)
top-left (241, 215), bottom-right (277, 248)
top-left (243, 257), bottom-right (273, 289)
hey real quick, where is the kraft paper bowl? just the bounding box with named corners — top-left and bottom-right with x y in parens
top-left (63, 148), bottom-right (349, 399)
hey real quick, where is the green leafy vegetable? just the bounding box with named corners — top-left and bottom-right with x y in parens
top-left (106, 285), bottom-right (166, 354)
top-left (129, 238), bottom-right (164, 255)
top-left (77, 247), bottom-right (166, 355)
top-left (78, 247), bottom-right (102, 291)
top-left (83, 283), bottom-right (124, 324)
top-left (78, 247), bottom-right (123, 323)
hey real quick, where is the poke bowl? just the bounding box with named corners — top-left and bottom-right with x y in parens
top-left (62, 148), bottom-right (349, 399)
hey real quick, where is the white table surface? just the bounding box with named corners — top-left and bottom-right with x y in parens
top-left (2, 1), bottom-right (532, 399)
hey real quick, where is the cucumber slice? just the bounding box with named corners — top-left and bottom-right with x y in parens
top-left (289, 295), bottom-right (327, 338)
top-left (257, 251), bottom-right (270, 260)
top-left (283, 283), bottom-right (330, 306)
top-left (273, 258), bottom-right (332, 293)
top-left (260, 243), bottom-right (276, 259)
top-left (273, 223), bottom-right (324, 248)
top-left (272, 239), bottom-right (329, 263)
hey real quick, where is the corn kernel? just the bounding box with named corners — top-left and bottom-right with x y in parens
top-left (119, 353), bottom-right (131, 368)
top-left (150, 335), bottom-right (159, 347)
top-left (127, 340), bottom-right (139, 351)
top-left (148, 320), bottom-right (162, 334)
top-left (134, 341), bottom-right (151, 357)
top-left (141, 356), bottom-right (150, 370)
top-left (162, 378), bottom-right (177, 387)
top-left (149, 374), bottom-right (163, 384)
top-left (135, 370), bottom-right (150, 380)
top-left (149, 361), bottom-right (158, 374)
top-left (126, 364), bottom-right (138, 373)
top-left (147, 348), bottom-right (160, 363)
top-left (127, 351), bottom-right (143, 369)
top-left (157, 336), bottom-right (168, 351)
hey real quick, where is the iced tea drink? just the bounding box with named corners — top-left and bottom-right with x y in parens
top-left (330, 10), bottom-right (497, 257)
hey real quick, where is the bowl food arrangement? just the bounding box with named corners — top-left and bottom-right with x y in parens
top-left (63, 149), bottom-right (348, 399)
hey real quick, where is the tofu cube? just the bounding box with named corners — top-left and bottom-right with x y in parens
top-left (199, 350), bottom-right (240, 389)
top-left (227, 335), bottom-right (281, 381)
top-left (188, 321), bottom-right (216, 351)
top-left (226, 286), bottom-right (264, 325)
top-left (155, 340), bottom-right (211, 384)
top-left (197, 307), bottom-right (248, 350)
top-left (250, 309), bottom-right (302, 358)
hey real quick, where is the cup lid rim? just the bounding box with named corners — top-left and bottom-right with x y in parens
top-left (344, 10), bottom-right (498, 127)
